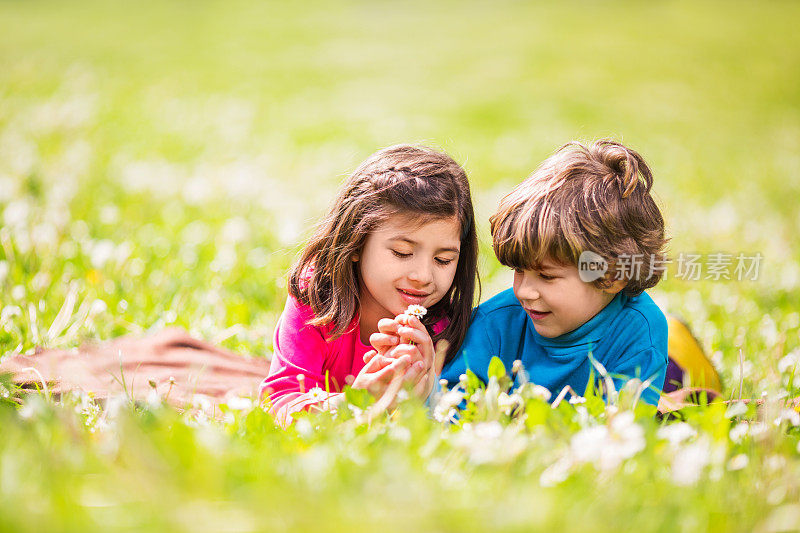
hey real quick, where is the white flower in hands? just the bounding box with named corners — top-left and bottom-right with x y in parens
top-left (403, 305), bottom-right (427, 346)
top-left (405, 304), bottom-right (427, 319)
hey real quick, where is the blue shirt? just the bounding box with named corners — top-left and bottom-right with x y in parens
top-left (440, 289), bottom-right (668, 406)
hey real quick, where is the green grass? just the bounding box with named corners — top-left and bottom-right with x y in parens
top-left (1, 1), bottom-right (800, 531)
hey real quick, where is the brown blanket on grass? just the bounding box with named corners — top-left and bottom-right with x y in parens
top-left (0, 328), bottom-right (270, 408)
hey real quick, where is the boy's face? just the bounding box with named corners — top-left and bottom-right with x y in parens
top-left (513, 258), bottom-right (620, 338)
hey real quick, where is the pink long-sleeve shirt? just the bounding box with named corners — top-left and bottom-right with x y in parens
top-left (260, 294), bottom-right (446, 425)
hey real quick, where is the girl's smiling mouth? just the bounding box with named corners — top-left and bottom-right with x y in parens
top-left (398, 288), bottom-right (430, 305)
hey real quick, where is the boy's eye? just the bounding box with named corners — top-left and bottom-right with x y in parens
top-left (539, 273), bottom-right (555, 281)
top-left (391, 250), bottom-right (411, 258)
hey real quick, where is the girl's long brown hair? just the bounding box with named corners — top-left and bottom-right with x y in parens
top-left (289, 144), bottom-right (479, 365)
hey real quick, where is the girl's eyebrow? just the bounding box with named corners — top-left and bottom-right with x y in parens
top-left (388, 236), bottom-right (460, 254)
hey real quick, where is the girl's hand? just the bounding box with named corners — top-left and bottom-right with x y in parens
top-left (368, 314), bottom-right (433, 367)
top-left (396, 313), bottom-right (435, 369)
top-left (362, 337), bottom-right (447, 402)
top-left (411, 339), bottom-right (448, 399)
top-left (353, 350), bottom-right (424, 400)
top-left (363, 313), bottom-right (442, 401)
top-left (368, 318), bottom-right (401, 356)
top-left (363, 347), bottom-right (429, 398)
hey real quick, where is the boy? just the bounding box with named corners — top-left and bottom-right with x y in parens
top-left (440, 139), bottom-right (669, 406)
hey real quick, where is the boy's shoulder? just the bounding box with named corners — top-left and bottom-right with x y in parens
top-left (473, 288), bottom-right (525, 319)
top-left (615, 291), bottom-right (668, 349)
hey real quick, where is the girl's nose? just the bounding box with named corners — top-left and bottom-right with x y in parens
top-left (408, 259), bottom-right (434, 285)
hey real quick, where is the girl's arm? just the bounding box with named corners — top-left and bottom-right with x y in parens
top-left (262, 297), bottom-right (424, 425)
top-left (260, 296), bottom-right (343, 425)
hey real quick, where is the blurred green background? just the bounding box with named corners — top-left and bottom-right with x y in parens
top-left (1, 0), bottom-right (799, 390)
top-left (2, 2), bottom-right (800, 532)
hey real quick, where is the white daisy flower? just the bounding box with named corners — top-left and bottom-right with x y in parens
top-left (657, 422), bottom-right (697, 446)
top-left (774, 409), bottom-right (800, 427)
top-left (405, 304), bottom-right (427, 319)
top-left (729, 422), bottom-right (749, 443)
top-left (727, 454), bottom-right (749, 471)
top-left (671, 438), bottom-right (711, 486)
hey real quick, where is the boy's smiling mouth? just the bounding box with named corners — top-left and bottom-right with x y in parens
top-left (525, 308), bottom-right (551, 320)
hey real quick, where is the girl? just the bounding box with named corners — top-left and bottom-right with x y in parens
top-left (260, 145), bottom-right (479, 425)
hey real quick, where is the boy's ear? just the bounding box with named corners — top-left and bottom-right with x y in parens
top-left (602, 277), bottom-right (628, 295)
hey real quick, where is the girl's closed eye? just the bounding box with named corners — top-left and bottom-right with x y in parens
top-left (391, 249), bottom-right (412, 258)
top-left (435, 256), bottom-right (455, 266)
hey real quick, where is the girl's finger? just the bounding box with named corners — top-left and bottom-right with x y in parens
top-left (416, 363), bottom-right (430, 385)
top-left (376, 354), bottom-right (398, 370)
top-left (369, 332), bottom-right (400, 352)
top-left (402, 360), bottom-right (425, 385)
top-left (373, 354), bottom-right (412, 382)
top-left (396, 314), bottom-right (423, 330)
top-left (363, 349), bottom-right (377, 364)
top-left (396, 323), bottom-right (434, 366)
top-left (369, 363), bottom-right (408, 417)
top-left (362, 352), bottom-right (384, 372)
top-left (377, 318), bottom-right (400, 335)
top-left (367, 359), bottom-right (409, 395)
top-left (363, 352), bottom-right (393, 372)
top-left (395, 315), bottom-right (431, 345)
top-left (396, 326), bottom-right (430, 346)
top-left (412, 365), bottom-right (431, 397)
top-left (387, 344), bottom-right (425, 366)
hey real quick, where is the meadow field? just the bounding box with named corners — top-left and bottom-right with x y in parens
top-left (1, 1), bottom-right (800, 531)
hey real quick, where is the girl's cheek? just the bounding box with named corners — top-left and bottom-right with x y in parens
top-left (445, 268), bottom-right (459, 291)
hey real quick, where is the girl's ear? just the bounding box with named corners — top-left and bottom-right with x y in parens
top-left (351, 253), bottom-right (360, 262)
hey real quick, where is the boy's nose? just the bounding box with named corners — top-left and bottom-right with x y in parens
top-left (518, 287), bottom-right (540, 303)
top-left (515, 273), bottom-right (541, 302)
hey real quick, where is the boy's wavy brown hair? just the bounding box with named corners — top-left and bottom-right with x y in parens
top-left (490, 139), bottom-right (667, 296)
top-left (289, 144), bottom-right (479, 365)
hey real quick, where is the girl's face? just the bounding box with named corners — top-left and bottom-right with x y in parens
top-left (354, 214), bottom-right (461, 339)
